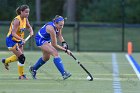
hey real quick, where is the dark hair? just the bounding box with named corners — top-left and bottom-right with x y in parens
top-left (16, 5), bottom-right (29, 15)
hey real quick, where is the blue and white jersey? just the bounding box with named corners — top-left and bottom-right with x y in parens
top-left (35, 21), bottom-right (59, 46)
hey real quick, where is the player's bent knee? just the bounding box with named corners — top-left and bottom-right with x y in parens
top-left (42, 57), bottom-right (50, 62)
top-left (18, 54), bottom-right (25, 64)
top-left (53, 52), bottom-right (59, 57)
top-left (52, 50), bottom-right (59, 57)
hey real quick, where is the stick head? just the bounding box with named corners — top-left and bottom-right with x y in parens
top-left (86, 76), bottom-right (93, 81)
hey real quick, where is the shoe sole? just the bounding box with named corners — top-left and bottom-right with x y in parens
top-left (19, 76), bottom-right (28, 80)
top-left (2, 59), bottom-right (9, 70)
top-left (19, 78), bottom-right (28, 80)
top-left (63, 74), bottom-right (72, 80)
top-left (29, 66), bottom-right (37, 79)
top-left (3, 63), bottom-right (9, 70)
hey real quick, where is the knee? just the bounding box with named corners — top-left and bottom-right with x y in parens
top-left (42, 56), bottom-right (50, 62)
top-left (52, 50), bottom-right (59, 57)
top-left (18, 54), bottom-right (25, 64)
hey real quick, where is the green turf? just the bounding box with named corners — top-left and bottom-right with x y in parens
top-left (0, 52), bottom-right (140, 93)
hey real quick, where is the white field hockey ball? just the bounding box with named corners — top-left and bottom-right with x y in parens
top-left (86, 76), bottom-right (91, 80)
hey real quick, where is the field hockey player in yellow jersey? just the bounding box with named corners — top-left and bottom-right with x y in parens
top-left (1, 5), bottom-right (34, 79)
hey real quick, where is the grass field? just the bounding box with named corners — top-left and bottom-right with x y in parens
top-left (0, 51), bottom-right (140, 93)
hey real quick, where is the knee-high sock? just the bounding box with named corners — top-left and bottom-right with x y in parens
top-left (17, 63), bottom-right (24, 76)
top-left (5, 55), bottom-right (18, 64)
top-left (33, 57), bottom-right (46, 70)
top-left (53, 57), bottom-right (65, 76)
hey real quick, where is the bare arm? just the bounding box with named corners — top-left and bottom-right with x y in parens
top-left (46, 26), bottom-right (67, 52)
top-left (26, 19), bottom-right (34, 36)
top-left (57, 29), bottom-right (69, 49)
top-left (57, 29), bottom-right (65, 43)
top-left (12, 19), bottom-right (24, 41)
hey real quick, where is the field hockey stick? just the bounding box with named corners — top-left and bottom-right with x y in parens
top-left (70, 52), bottom-right (93, 81)
top-left (25, 35), bottom-right (31, 42)
top-left (20, 35), bottom-right (31, 46)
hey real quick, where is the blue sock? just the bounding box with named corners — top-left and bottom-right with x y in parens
top-left (53, 57), bottom-right (65, 76)
top-left (33, 57), bottom-right (46, 70)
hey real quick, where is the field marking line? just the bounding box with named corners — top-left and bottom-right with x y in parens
top-left (0, 77), bottom-right (138, 81)
top-left (125, 54), bottom-right (140, 80)
top-left (112, 53), bottom-right (122, 93)
top-left (0, 73), bottom-right (136, 76)
top-left (0, 89), bottom-right (73, 92)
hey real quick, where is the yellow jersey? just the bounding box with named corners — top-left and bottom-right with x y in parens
top-left (7, 15), bottom-right (27, 42)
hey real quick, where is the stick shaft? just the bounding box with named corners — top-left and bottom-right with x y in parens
top-left (70, 53), bottom-right (93, 81)
top-left (19, 35), bottom-right (31, 47)
top-left (25, 35), bottom-right (31, 42)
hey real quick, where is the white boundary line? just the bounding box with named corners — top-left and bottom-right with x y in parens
top-left (112, 53), bottom-right (122, 93)
top-left (125, 54), bottom-right (140, 80)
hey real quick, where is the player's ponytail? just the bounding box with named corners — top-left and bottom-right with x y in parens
top-left (16, 5), bottom-right (29, 15)
top-left (16, 6), bottom-right (21, 15)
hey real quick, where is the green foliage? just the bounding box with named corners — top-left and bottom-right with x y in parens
top-left (77, 0), bottom-right (140, 23)
top-left (0, 0), bottom-right (140, 23)
top-left (0, 0), bottom-right (35, 21)
top-left (0, 0), bottom-right (64, 21)
top-left (125, 0), bottom-right (140, 23)
top-left (77, 0), bottom-right (122, 23)
top-left (41, 0), bottom-right (65, 21)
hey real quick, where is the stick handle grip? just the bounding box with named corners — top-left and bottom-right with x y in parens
top-left (20, 35), bottom-right (31, 47)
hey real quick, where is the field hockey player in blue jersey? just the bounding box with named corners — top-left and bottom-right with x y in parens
top-left (29, 15), bottom-right (72, 80)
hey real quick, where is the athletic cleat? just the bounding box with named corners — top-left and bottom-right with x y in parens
top-left (19, 74), bottom-right (28, 80)
top-left (29, 66), bottom-right (37, 79)
top-left (63, 72), bottom-right (72, 80)
top-left (1, 58), bottom-right (9, 70)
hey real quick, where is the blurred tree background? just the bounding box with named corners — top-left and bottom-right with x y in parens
top-left (0, 0), bottom-right (139, 23)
